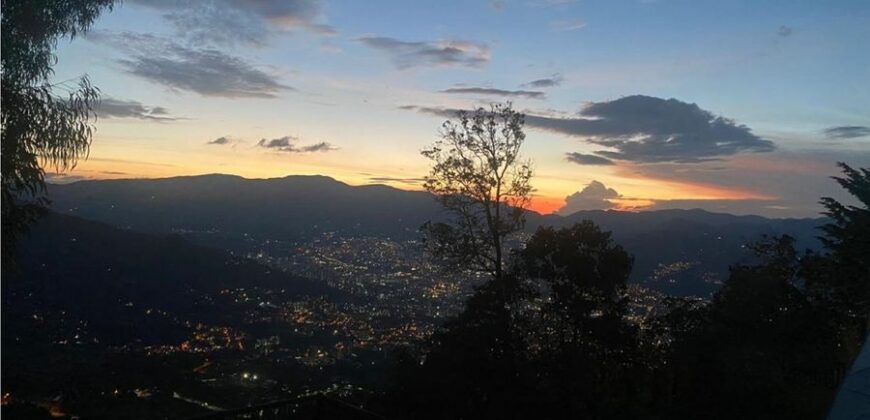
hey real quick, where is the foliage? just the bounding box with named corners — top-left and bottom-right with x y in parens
top-left (817, 162), bottom-right (870, 326)
top-left (656, 235), bottom-right (843, 420)
top-left (1, 0), bottom-right (114, 266)
top-left (394, 164), bottom-right (870, 419)
top-left (421, 103), bottom-right (533, 281)
top-left (395, 222), bottom-right (639, 419)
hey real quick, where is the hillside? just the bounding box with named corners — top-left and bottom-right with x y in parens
top-left (47, 174), bottom-right (827, 296)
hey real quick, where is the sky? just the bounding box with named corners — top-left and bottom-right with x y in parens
top-left (49, 0), bottom-right (870, 217)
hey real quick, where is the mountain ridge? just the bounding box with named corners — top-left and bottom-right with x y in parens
top-left (46, 173), bottom-right (827, 296)
top-left (49, 173), bottom-right (823, 221)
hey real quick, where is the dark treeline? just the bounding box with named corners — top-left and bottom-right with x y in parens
top-left (379, 164), bottom-right (868, 420)
top-left (378, 103), bottom-right (869, 420)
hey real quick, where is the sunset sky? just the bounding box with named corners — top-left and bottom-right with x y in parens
top-left (49, 0), bottom-right (870, 217)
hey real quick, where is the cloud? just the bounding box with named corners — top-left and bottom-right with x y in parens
top-left (207, 136), bottom-right (236, 145)
top-left (612, 149), bottom-right (870, 217)
top-left (45, 173), bottom-right (89, 184)
top-left (130, 0), bottom-right (335, 46)
top-left (96, 98), bottom-right (178, 121)
top-left (401, 95), bottom-right (774, 163)
top-left (777, 25), bottom-right (793, 37)
top-left (368, 176), bottom-right (426, 184)
top-left (526, 95), bottom-right (775, 163)
top-left (94, 32), bottom-right (291, 98)
top-left (357, 36), bottom-right (490, 69)
top-left (298, 141), bottom-right (337, 152)
top-left (398, 105), bottom-right (455, 118)
top-left (558, 181), bottom-right (621, 214)
top-left (823, 126), bottom-right (870, 140)
top-left (256, 136), bottom-right (337, 153)
top-left (440, 87), bottom-right (545, 99)
top-left (522, 74), bottom-right (563, 88)
top-left (565, 152), bottom-right (615, 165)
top-left (552, 20), bottom-right (587, 31)
top-left (258, 136), bottom-right (296, 149)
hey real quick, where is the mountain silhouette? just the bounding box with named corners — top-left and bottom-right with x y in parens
top-left (47, 174), bottom-right (825, 296)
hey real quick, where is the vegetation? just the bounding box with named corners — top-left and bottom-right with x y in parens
top-left (421, 103), bottom-right (533, 282)
top-left (817, 163), bottom-right (870, 332)
top-left (1, 0), bottom-right (115, 267)
top-left (394, 104), bottom-right (869, 419)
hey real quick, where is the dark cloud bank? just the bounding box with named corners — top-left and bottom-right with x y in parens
top-left (403, 95), bottom-right (774, 164)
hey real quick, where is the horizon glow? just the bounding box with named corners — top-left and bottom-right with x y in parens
top-left (49, 0), bottom-right (870, 217)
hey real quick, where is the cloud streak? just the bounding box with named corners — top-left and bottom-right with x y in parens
top-left (823, 125), bottom-right (870, 139)
top-left (368, 176), bottom-right (426, 184)
top-left (94, 32), bottom-right (292, 98)
top-left (96, 98), bottom-right (178, 121)
top-left (522, 74), bottom-right (563, 88)
top-left (440, 87), bottom-right (544, 99)
top-left (256, 136), bottom-right (337, 153)
top-left (357, 36), bottom-right (490, 69)
top-left (207, 136), bottom-right (237, 145)
top-left (131, 0), bottom-right (335, 46)
top-left (565, 152), bottom-right (615, 165)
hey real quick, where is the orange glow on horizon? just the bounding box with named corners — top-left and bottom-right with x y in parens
top-left (614, 164), bottom-right (775, 202)
top-left (60, 152), bottom-right (779, 218)
top-left (528, 196), bottom-right (565, 215)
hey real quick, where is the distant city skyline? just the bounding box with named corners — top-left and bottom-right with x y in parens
top-left (50, 0), bottom-right (870, 217)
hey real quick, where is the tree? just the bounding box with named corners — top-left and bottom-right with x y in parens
top-left (1, 0), bottom-right (114, 266)
top-left (517, 222), bottom-right (641, 419)
top-left (657, 236), bottom-right (842, 420)
top-left (421, 103), bottom-right (533, 282)
top-left (396, 222), bottom-right (642, 420)
top-left (817, 163), bottom-right (870, 329)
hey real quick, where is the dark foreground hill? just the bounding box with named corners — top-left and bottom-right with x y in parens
top-left (2, 213), bottom-right (345, 418)
top-left (4, 212), bottom-right (337, 330)
top-left (4, 211), bottom-right (341, 350)
top-left (47, 174), bottom-right (826, 296)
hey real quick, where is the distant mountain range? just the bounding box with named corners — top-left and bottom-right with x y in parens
top-left (46, 174), bottom-right (828, 296)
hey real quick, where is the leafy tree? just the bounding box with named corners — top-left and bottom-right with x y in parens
top-left (421, 103), bottom-right (533, 282)
top-left (817, 163), bottom-right (870, 329)
top-left (397, 222), bottom-right (641, 419)
top-left (392, 274), bottom-right (538, 419)
top-left (519, 222), bottom-right (633, 329)
top-left (1, 0), bottom-right (114, 266)
top-left (517, 222), bottom-right (641, 419)
top-left (658, 236), bottom-right (841, 420)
